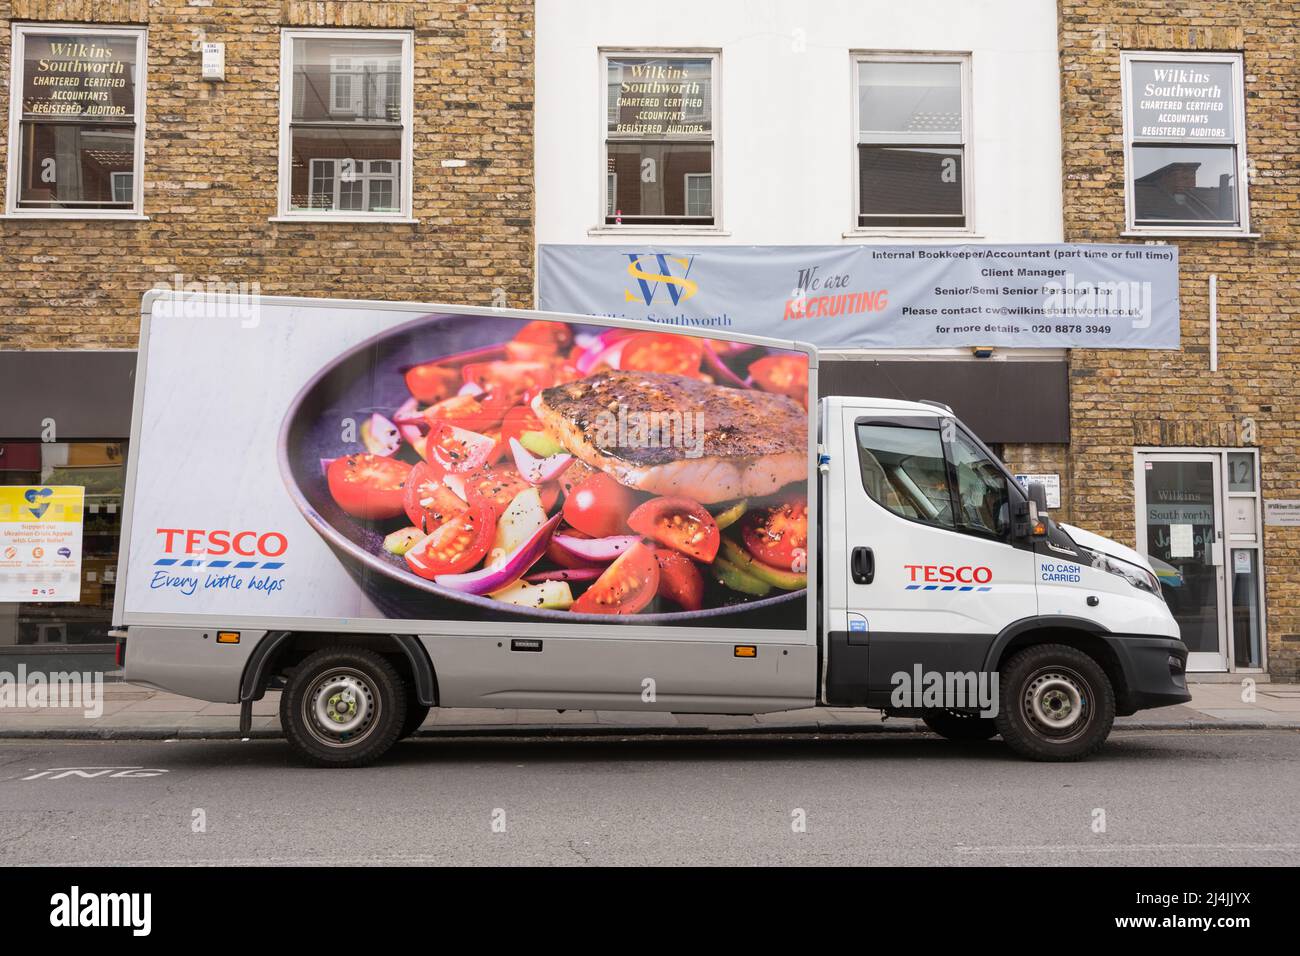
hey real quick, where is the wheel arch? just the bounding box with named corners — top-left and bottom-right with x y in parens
top-left (240, 631), bottom-right (437, 707)
top-left (983, 616), bottom-right (1130, 713)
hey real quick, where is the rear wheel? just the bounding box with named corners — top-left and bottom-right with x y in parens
top-left (281, 647), bottom-right (406, 767)
top-left (922, 709), bottom-right (998, 741)
top-left (994, 643), bottom-right (1115, 762)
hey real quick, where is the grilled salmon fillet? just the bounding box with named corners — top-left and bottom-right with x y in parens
top-left (533, 369), bottom-right (807, 504)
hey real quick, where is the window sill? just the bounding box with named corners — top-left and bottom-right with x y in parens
top-left (269, 216), bottom-right (420, 224)
top-left (1122, 230), bottom-right (1259, 240)
top-left (843, 229), bottom-right (982, 240)
top-left (587, 225), bottom-right (730, 237)
top-left (2, 212), bottom-right (149, 221)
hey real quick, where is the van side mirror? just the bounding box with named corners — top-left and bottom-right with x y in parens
top-left (1012, 480), bottom-right (1050, 539)
top-left (1026, 482), bottom-right (1050, 536)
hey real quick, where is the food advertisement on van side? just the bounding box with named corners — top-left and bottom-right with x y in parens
top-left (120, 296), bottom-right (812, 631)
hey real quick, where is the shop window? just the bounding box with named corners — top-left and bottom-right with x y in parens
top-left (603, 51), bottom-right (717, 227)
top-left (6, 24), bottom-right (146, 218)
top-left (0, 442), bottom-right (127, 648)
top-left (854, 54), bottom-right (970, 231)
top-left (1122, 52), bottom-right (1249, 233)
top-left (279, 29), bottom-right (412, 220)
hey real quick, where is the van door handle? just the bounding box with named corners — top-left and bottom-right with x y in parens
top-left (851, 546), bottom-right (874, 585)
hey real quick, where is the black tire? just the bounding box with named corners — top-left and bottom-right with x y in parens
top-left (399, 701), bottom-right (431, 739)
top-left (922, 709), bottom-right (998, 741)
top-left (280, 646), bottom-right (407, 767)
top-left (993, 643), bottom-right (1115, 762)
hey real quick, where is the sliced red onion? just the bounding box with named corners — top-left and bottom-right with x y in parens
top-left (320, 457), bottom-right (336, 477)
top-left (551, 533), bottom-right (641, 563)
top-left (508, 437), bottom-right (573, 485)
top-left (703, 342), bottom-right (751, 388)
top-left (393, 398), bottom-right (427, 451)
top-left (524, 566), bottom-right (603, 584)
top-left (361, 412), bottom-right (402, 456)
top-left (434, 514), bottom-right (562, 595)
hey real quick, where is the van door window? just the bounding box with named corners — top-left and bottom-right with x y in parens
top-left (948, 429), bottom-right (1011, 539)
top-left (855, 423), bottom-right (955, 529)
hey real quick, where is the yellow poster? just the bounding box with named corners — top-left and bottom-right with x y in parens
top-left (0, 486), bottom-right (84, 602)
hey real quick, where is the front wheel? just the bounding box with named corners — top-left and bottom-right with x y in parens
top-left (280, 647), bottom-right (407, 767)
top-left (993, 644), bottom-right (1115, 762)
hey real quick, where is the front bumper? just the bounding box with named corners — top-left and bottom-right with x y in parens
top-left (1104, 635), bottom-right (1191, 715)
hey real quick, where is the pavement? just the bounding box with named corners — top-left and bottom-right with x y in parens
top-left (0, 678), bottom-right (1296, 739)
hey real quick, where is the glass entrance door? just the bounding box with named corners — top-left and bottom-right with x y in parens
top-left (1137, 454), bottom-right (1227, 671)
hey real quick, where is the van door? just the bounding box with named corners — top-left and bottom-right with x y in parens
top-left (826, 402), bottom-right (1037, 707)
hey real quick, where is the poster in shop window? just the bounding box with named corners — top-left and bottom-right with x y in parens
top-left (0, 486), bottom-right (84, 602)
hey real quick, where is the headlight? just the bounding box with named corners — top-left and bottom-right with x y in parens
top-left (1085, 549), bottom-right (1162, 598)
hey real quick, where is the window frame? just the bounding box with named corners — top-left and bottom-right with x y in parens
top-left (854, 415), bottom-right (1016, 543)
top-left (850, 51), bottom-right (973, 237)
top-left (683, 171), bottom-right (712, 218)
top-left (5, 22), bottom-right (148, 220)
top-left (597, 47), bottom-right (722, 234)
top-left (307, 157), bottom-right (401, 213)
top-left (855, 417), bottom-right (959, 532)
top-left (1120, 50), bottom-right (1250, 237)
top-left (276, 27), bottom-right (414, 223)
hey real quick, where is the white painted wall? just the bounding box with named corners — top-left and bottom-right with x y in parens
top-left (536, 0), bottom-right (1064, 247)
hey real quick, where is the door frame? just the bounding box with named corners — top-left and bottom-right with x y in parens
top-left (1133, 447), bottom-right (1267, 674)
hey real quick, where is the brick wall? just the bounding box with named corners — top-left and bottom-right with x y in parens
top-left (0, 0), bottom-right (535, 350)
top-left (1059, 2), bottom-right (1299, 676)
top-left (1001, 442), bottom-right (1073, 524)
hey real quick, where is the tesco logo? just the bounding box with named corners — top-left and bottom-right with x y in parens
top-left (156, 528), bottom-right (287, 558)
top-left (904, 564), bottom-right (992, 585)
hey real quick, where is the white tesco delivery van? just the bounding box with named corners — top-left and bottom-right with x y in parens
top-left (113, 293), bottom-right (1190, 766)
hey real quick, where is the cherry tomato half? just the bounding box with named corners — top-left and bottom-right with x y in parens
top-left (628, 495), bottom-right (720, 562)
top-left (326, 454), bottom-right (412, 521)
top-left (506, 320), bottom-right (573, 361)
top-left (619, 333), bottom-right (705, 377)
top-left (748, 354), bottom-right (809, 404)
top-left (421, 393), bottom-right (502, 433)
top-left (571, 541), bottom-right (660, 615)
top-left (739, 496), bottom-right (810, 573)
top-left (463, 466), bottom-right (531, 514)
top-left (461, 361), bottom-right (555, 398)
top-left (404, 362), bottom-right (461, 404)
top-left (562, 472), bottom-right (635, 539)
top-left (404, 499), bottom-right (495, 579)
top-left (425, 422), bottom-right (496, 475)
top-left (403, 461), bottom-right (468, 533)
top-left (653, 548), bottom-right (704, 612)
top-left (558, 460), bottom-right (597, 500)
top-left (499, 404), bottom-right (546, 447)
